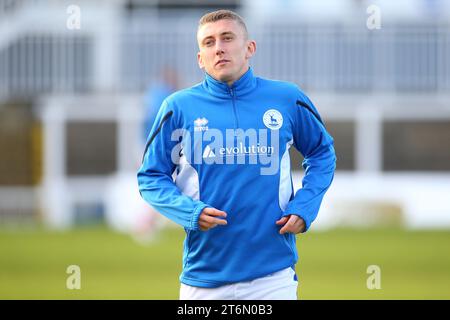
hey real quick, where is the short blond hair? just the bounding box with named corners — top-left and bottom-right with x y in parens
top-left (198, 9), bottom-right (248, 39)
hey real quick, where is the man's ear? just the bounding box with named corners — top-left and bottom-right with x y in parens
top-left (245, 40), bottom-right (256, 59)
top-left (197, 52), bottom-right (204, 69)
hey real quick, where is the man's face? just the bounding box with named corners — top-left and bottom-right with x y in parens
top-left (197, 19), bottom-right (256, 86)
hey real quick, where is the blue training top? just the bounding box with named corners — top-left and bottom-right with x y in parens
top-left (137, 67), bottom-right (336, 288)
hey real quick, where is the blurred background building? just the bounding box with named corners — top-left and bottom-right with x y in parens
top-left (0, 0), bottom-right (449, 232)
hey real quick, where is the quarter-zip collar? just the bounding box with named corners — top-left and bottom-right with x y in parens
top-left (202, 67), bottom-right (257, 99)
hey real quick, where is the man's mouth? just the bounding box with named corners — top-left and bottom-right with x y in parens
top-left (216, 59), bottom-right (230, 66)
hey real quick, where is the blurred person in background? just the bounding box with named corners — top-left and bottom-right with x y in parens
top-left (137, 9), bottom-right (336, 299)
top-left (129, 66), bottom-right (180, 243)
top-left (142, 66), bottom-right (179, 144)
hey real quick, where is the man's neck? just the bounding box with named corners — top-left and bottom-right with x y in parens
top-left (225, 66), bottom-right (250, 87)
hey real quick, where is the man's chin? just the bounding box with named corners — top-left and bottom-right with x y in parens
top-left (212, 72), bottom-right (233, 84)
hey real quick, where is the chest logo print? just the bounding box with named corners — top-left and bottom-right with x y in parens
top-left (263, 109), bottom-right (283, 130)
top-left (194, 117), bottom-right (209, 132)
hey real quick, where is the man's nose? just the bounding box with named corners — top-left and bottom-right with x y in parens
top-left (215, 40), bottom-right (225, 55)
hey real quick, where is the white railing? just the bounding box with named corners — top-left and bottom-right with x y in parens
top-left (0, 34), bottom-right (93, 101)
top-left (121, 19), bottom-right (450, 92)
top-left (1, 18), bottom-right (450, 102)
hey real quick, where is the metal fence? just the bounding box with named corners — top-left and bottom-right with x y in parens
top-left (120, 19), bottom-right (450, 92)
top-left (0, 34), bottom-right (92, 101)
top-left (1, 18), bottom-right (450, 101)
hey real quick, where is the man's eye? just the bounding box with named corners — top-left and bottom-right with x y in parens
top-left (224, 37), bottom-right (232, 41)
top-left (205, 41), bottom-right (213, 46)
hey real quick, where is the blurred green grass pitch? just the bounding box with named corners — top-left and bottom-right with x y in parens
top-left (0, 227), bottom-right (449, 299)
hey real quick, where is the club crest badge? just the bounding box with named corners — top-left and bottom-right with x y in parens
top-left (263, 109), bottom-right (283, 130)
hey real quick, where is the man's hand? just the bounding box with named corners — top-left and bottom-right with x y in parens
top-left (275, 215), bottom-right (305, 234)
top-left (199, 207), bottom-right (228, 231)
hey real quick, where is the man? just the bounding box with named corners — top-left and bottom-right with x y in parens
top-left (142, 66), bottom-right (179, 144)
top-left (137, 10), bottom-right (336, 300)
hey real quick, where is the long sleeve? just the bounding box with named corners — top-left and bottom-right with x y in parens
top-left (137, 100), bottom-right (208, 230)
top-left (283, 91), bottom-right (336, 232)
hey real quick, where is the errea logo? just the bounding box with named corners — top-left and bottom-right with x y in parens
top-left (194, 117), bottom-right (209, 132)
